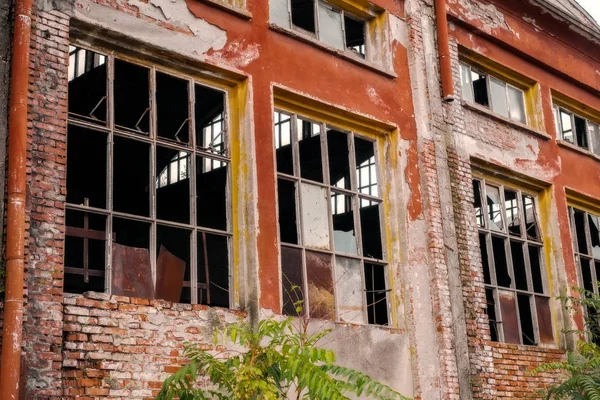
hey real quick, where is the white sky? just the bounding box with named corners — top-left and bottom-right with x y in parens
top-left (576, 0), bottom-right (600, 24)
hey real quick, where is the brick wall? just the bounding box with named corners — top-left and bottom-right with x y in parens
top-left (62, 292), bottom-right (245, 400)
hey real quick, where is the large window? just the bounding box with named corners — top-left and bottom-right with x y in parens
top-left (271, 0), bottom-right (367, 58)
top-left (554, 105), bottom-right (600, 156)
top-left (65, 46), bottom-right (231, 307)
top-left (274, 110), bottom-right (389, 325)
top-left (473, 179), bottom-right (553, 346)
top-left (460, 62), bottom-right (527, 125)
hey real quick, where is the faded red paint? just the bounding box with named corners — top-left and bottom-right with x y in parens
top-left (185, 0), bottom-right (419, 311)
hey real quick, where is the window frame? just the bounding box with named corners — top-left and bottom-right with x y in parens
top-left (273, 108), bottom-right (391, 326)
top-left (283, 0), bottom-right (369, 59)
top-left (65, 44), bottom-right (234, 306)
top-left (554, 104), bottom-right (600, 156)
top-left (460, 62), bottom-right (528, 126)
top-left (473, 177), bottom-right (553, 346)
top-left (569, 206), bottom-right (600, 295)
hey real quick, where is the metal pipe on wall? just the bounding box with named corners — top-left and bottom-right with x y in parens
top-left (435, 0), bottom-right (455, 102)
top-left (0, 0), bottom-right (33, 397)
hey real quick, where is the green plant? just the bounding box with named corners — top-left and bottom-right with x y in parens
top-left (156, 313), bottom-right (409, 400)
top-left (533, 287), bottom-right (600, 399)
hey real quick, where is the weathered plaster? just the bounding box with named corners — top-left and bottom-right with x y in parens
top-left (0, 0), bottom-right (11, 265)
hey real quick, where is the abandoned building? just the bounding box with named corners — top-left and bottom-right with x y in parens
top-left (0, 0), bottom-right (599, 398)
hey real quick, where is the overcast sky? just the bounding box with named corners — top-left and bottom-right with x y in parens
top-left (576, 0), bottom-right (600, 24)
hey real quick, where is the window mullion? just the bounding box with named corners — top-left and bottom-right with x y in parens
top-left (314, 0), bottom-right (320, 40)
top-left (189, 81), bottom-right (198, 304)
top-left (149, 66), bottom-right (158, 287)
top-left (106, 54), bottom-right (115, 295)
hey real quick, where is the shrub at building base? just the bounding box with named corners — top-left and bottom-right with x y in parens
top-left (156, 316), bottom-right (409, 400)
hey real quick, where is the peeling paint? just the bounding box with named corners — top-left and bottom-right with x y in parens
top-left (209, 39), bottom-right (260, 68)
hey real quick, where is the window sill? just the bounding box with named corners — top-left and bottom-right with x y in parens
top-left (268, 23), bottom-right (397, 79)
top-left (487, 340), bottom-right (561, 351)
top-left (199, 0), bottom-right (252, 20)
top-left (558, 139), bottom-right (600, 162)
top-left (462, 101), bottom-right (551, 141)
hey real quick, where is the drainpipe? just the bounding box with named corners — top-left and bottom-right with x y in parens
top-left (0, 0), bottom-right (33, 398)
top-left (435, 0), bottom-right (455, 102)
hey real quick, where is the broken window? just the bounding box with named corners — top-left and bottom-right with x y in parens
top-left (460, 62), bottom-right (527, 124)
top-left (554, 105), bottom-right (600, 154)
top-left (66, 48), bottom-right (231, 306)
top-left (473, 178), bottom-right (552, 345)
top-left (271, 0), bottom-right (368, 58)
top-left (570, 207), bottom-right (600, 298)
top-left (274, 110), bottom-right (388, 325)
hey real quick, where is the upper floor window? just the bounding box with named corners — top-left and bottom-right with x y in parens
top-left (274, 110), bottom-right (389, 325)
top-left (554, 105), bottom-right (600, 156)
top-left (460, 62), bottom-right (527, 125)
top-left (66, 46), bottom-right (231, 307)
top-left (473, 179), bottom-right (554, 346)
top-left (274, 0), bottom-right (367, 58)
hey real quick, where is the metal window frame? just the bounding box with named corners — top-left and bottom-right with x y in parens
top-left (555, 104), bottom-right (600, 154)
top-left (474, 177), bottom-right (550, 346)
top-left (274, 109), bottom-right (389, 325)
top-left (65, 45), bottom-right (234, 306)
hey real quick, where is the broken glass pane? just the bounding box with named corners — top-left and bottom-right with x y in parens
top-left (66, 125), bottom-right (107, 209)
top-left (300, 183), bottom-right (330, 250)
top-left (580, 257), bottom-right (594, 293)
top-left (535, 296), bottom-right (554, 344)
top-left (460, 63), bottom-right (474, 103)
top-left (68, 47), bottom-right (107, 125)
top-left (114, 59), bottom-right (150, 134)
top-left (490, 77), bottom-right (508, 118)
top-left (517, 293), bottom-right (535, 345)
top-left (492, 236), bottom-right (511, 288)
top-left (156, 72), bottom-right (190, 145)
top-left (574, 209), bottom-right (589, 255)
top-left (485, 288), bottom-right (498, 341)
top-left (472, 70), bottom-right (488, 107)
top-left (113, 136), bottom-right (150, 217)
top-left (328, 129), bottom-right (351, 190)
top-left (197, 232), bottom-right (230, 307)
top-left (318, 2), bottom-right (344, 50)
top-left (298, 118), bottom-right (323, 182)
top-left (589, 214), bottom-right (600, 259)
top-left (355, 137), bottom-right (377, 197)
top-left (365, 263), bottom-right (388, 325)
top-left (281, 246), bottom-right (304, 316)
top-left (156, 147), bottom-right (190, 224)
top-left (336, 257), bottom-right (365, 324)
top-left (64, 210), bottom-right (106, 294)
top-left (575, 115), bottom-right (589, 149)
top-left (522, 195), bottom-right (539, 241)
top-left (278, 179), bottom-right (299, 245)
top-left (507, 85), bottom-right (526, 124)
top-left (560, 109), bottom-right (574, 143)
top-left (498, 290), bottom-right (520, 344)
top-left (275, 111), bottom-right (294, 175)
top-left (589, 121), bottom-right (600, 157)
top-left (291, 0), bottom-right (316, 33)
top-left (156, 225), bottom-right (190, 303)
top-left (306, 251), bottom-right (334, 319)
top-left (195, 83), bottom-right (226, 156)
top-left (504, 189), bottom-right (520, 236)
top-left (197, 155), bottom-right (228, 231)
top-left (331, 191), bottom-right (357, 254)
top-left (479, 233), bottom-right (491, 285)
top-left (360, 200), bottom-right (383, 260)
top-left (511, 241), bottom-right (528, 291)
top-left (473, 180), bottom-right (484, 227)
top-left (528, 245), bottom-right (544, 294)
top-left (486, 185), bottom-right (503, 232)
top-left (344, 14), bottom-right (365, 58)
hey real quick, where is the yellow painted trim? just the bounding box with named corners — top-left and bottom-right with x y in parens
top-left (471, 159), bottom-right (550, 192)
top-left (566, 187), bottom-right (600, 217)
top-left (325, 0), bottom-right (383, 19)
top-left (273, 87), bottom-right (400, 327)
top-left (552, 91), bottom-right (600, 126)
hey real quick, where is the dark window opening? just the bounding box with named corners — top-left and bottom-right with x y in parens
top-left (511, 241), bottom-right (528, 291)
top-left (365, 263), bottom-right (388, 325)
top-left (473, 180), bottom-right (483, 227)
top-left (492, 236), bottom-right (511, 288)
top-left (517, 294), bottom-right (536, 345)
top-left (471, 70), bottom-right (489, 107)
top-left (298, 118), bottom-right (323, 182)
top-left (529, 245), bottom-right (544, 294)
top-left (485, 288), bottom-right (498, 341)
top-left (291, 0), bottom-right (316, 33)
top-left (505, 190), bottom-right (520, 236)
top-left (344, 15), bottom-right (365, 58)
top-left (479, 234), bottom-right (491, 284)
top-left (278, 179), bottom-right (299, 244)
top-left (575, 115), bottom-right (589, 149)
top-left (574, 209), bottom-right (589, 255)
top-left (66, 51), bottom-right (231, 305)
